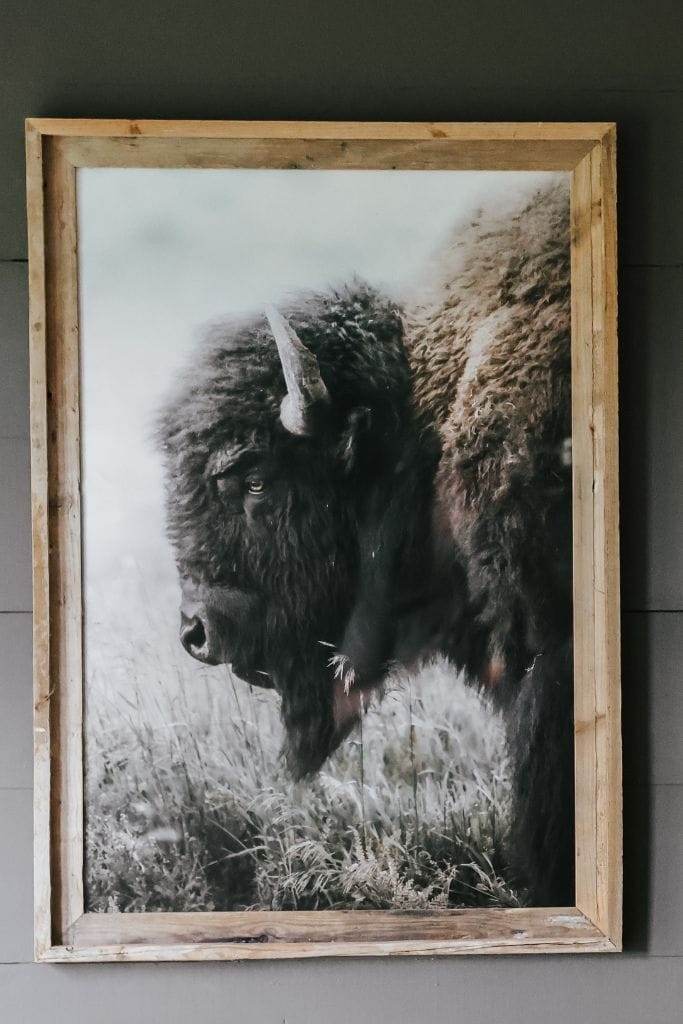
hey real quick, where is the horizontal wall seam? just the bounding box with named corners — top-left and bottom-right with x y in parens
top-left (622, 609), bottom-right (683, 614)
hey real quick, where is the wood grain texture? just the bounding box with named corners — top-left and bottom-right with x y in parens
top-left (69, 907), bottom-right (594, 946)
top-left (27, 120), bottom-right (615, 173)
top-left (570, 135), bottom-right (622, 949)
top-left (570, 153), bottom-right (598, 926)
top-left (590, 128), bottom-right (622, 945)
top-left (58, 136), bottom-right (593, 171)
top-left (42, 937), bottom-right (616, 961)
top-left (53, 908), bottom-right (613, 960)
top-left (26, 119), bottom-right (615, 141)
top-left (44, 137), bottom-right (84, 941)
top-left (27, 119), bottom-right (621, 961)
top-left (26, 121), bottom-right (51, 962)
top-left (28, 131), bottom-right (85, 958)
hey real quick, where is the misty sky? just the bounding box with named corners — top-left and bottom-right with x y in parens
top-left (78, 168), bottom-right (566, 645)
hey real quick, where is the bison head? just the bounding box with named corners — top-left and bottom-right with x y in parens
top-left (157, 284), bottom-right (445, 776)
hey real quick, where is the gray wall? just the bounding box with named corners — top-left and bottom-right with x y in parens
top-left (1, 1), bottom-right (681, 1020)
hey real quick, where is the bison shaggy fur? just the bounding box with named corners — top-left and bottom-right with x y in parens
top-left (158, 180), bottom-right (573, 905)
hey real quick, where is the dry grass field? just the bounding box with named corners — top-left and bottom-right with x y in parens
top-left (84, 581), bottom-right (520, 913)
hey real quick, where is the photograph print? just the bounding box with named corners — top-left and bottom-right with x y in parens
top-left (80, 166), bottom-right (573, 916)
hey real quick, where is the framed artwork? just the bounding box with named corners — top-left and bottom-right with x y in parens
top-left (26, 119), bottom-right (621, 961)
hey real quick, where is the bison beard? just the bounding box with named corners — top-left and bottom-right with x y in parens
top-left (158, 181), bottom-right (573, 906)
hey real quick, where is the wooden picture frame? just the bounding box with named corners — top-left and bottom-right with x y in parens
top-left (26, 119), bottom-right (621, 961)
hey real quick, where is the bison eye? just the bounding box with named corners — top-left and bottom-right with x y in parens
top-left (246, 476), bottom-right (265, 495)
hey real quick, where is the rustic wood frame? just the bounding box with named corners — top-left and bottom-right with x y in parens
top-left (26, 119), bottom-right (621, 961)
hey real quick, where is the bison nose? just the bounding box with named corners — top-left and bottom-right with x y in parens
top-left (180, 613), bottom-right (205, 653)
top-left (180, 612), bottom-right (217, 664)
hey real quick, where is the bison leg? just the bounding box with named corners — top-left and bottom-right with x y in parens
top-left (506, 640), bottom-right (574, 906)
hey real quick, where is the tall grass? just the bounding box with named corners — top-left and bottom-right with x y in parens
top-left (84, 577), bottom-right (520, 912)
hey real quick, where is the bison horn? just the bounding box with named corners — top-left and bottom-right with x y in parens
top-left (265, 305), bottom-right (329, 435)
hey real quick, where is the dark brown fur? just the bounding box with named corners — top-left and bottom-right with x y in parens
top-left (406, 181), bottom-right (573, 903)
top-left (158, 181), bottom-right (573, 905)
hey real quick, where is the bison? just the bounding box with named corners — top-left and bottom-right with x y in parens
top-left (157, 180), bottom-right (573, 905)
